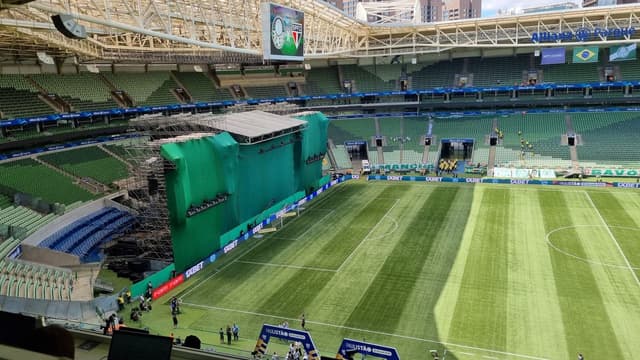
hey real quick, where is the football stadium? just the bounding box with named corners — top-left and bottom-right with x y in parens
top-left (0, 0), bottom-right (640, 359)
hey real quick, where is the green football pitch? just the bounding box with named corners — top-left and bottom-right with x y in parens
top-left (138, 181), bottom-right (640, 360)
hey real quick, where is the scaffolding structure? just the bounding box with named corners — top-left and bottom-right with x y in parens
top-left (117, 105), bottom-right (301, 263)
top-left (120, 113), bottom-right (225, 263)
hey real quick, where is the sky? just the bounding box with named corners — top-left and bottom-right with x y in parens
top-left (481, 0), bottom-right (583, 17)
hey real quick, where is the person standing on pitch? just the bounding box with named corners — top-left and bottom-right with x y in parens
top-left (226, 325), bottom-right (232, 345)
top-left (219, 328), bottom-right (224, 344)
top-left (301, 313), bottom-right (306, 330)
top-left (232, 323), bottom-right (239, 341)
top-left (578, 354), bottom-right (584, 360)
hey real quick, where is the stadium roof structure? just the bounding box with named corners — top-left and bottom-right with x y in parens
top-left (203, 110), bottom-right (307, 144)
top-left (0, 0), bottom-right (640, 61)
top-left (130, 110), bottom-right (307, 145)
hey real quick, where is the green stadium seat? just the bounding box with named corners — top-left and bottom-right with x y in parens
top-left (0, 159), bottom-right (94, 205)
top-left (39, 147), bottom-right (129, 185)
top-left (103, 72), bottom-right (180, 106)
top-left (30, 73), bottom-right (118, 112)
top-left (304, 68), bottom-right (341, 95)
top-left (172, 72), bottom-right (234, 102)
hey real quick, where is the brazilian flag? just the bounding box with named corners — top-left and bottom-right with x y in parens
top-left (573, 46), bottom-right (599, 63)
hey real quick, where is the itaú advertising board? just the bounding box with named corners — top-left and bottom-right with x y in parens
top-left (261, 2), bottom-right (304, 61)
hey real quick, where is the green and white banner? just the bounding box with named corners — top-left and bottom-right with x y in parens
top-left (585, 168), bottom-right (640, 177)
top-left (573, 46), bottom-right (599, 63)
top-left (609, 43), bottom-right (637, 62)
top-left (493, 168), bottom-right (556, 179)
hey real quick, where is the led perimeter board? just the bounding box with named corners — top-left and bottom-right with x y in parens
top-left (262, 2), bottom-right (304, 61)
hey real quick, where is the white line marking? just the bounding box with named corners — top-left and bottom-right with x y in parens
top-left (367, 216), bottom-right (399, 241)
top-left (583, 191), bottom-right (640, 288)
top-left (268, 236), bottom-right (300, 241)
top-left (482, 356), bottom-right (499, 360)
top-left (180, 237), bottom-right (265, 298)
top-left (545, 224), bottom-right (640, 270)
top-left (458, 352), bottom-right (475, 356)
top-left (293, 210), bottom-right (336, 240)
top-left (337, 199), bottom-right (400, 272)
top-left (235, 260), bottom-right (337, 272)
top-left (181, 302), bottom-right (549, 360)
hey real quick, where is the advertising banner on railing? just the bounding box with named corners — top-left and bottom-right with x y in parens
top-left (254, 325), bottom-right (320, 360)
top-left (371, 163), bottom-right (432, 171)
top-left (493, 167), bottom-right (556, 179)
top-left (584, 168), bottom-right (640, 177)
top-left (367, 175), bottom-right (623, 188)
top-left (336, 338), bottom-right (400, 360)
top-left (0, 134), bottom-right (141, 161)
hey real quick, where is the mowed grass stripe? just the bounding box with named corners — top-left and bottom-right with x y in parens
top-left (301, 184), bottom-right (434, 327)
top-left (589, 191), bottom-right (640, 271)
top-left (344, 186), bottom-right (460, 333)
top-left (393, 185), bottom-right (474, 359)
top-left (252, 186), bottom-right (403, 317)
top-left (581, 191), bottom-right (640, 357)
top-left (446, 188), bottom-right (509, 350)
top-left (241, 184), bottom-right (370, 264)
top-left (538, 191), bottom-right (625, 359)
top-left (504, 189), bottom-right (568, 358)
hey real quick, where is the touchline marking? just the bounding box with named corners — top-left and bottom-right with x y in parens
top-left (235, 260), bottom-right (337, 272)
top-left (293, 210), bottom-right (336, 240)
top-left (337, 199), bottom-right (400, 272)
top-left (458, 352), bottom-right (475, 356)
top-left (181, 302), bottom-right (549, 360)
top-left (180, 236), bottom-right (265, 299)
top-left (583, 191), bottom-right (640, 288)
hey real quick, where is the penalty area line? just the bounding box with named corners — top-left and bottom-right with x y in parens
top-left (337, 199), bottom-right (400, 272)
top-left (293, 209), bottom-right (336, 241)
top-left (181, 302), bottom-right (549, 360)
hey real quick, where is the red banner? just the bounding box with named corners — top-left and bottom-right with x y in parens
top-left (152, 274), bottom-right (185, 300)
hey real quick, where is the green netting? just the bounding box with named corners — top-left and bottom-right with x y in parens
top-left (162, 113), bottom-right (328, 272)
top-left (161, 133), bottom-right (239, 273)
top-left (294, 112), bottom-right (329, 193)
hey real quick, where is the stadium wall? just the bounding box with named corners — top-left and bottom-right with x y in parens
top-left (161, 113), bottom-right (329, 273)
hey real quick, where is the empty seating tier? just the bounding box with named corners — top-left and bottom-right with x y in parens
top-left (572, 112), bottom-right (640, 167)
top-left (0, 159), bottom-right (94, 205)
top-left (172, 72), bottom-right (234, 102)
top-left (245, 85), bottom-right (288, 99)
top-left (103, 72), bottom-right (179, 106)
top-left (304, 67), bottom-right (341, 95)
top-left (0, 257), bottom-right (74, 300)
top-left (39, 147), bottom-right (129, 185)
top-left (39, 207), bottom-right (136, 262)
top-left (0, 75), bottom-right (52, 119)
top-left (30, 73), bottom-right (118, 112)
